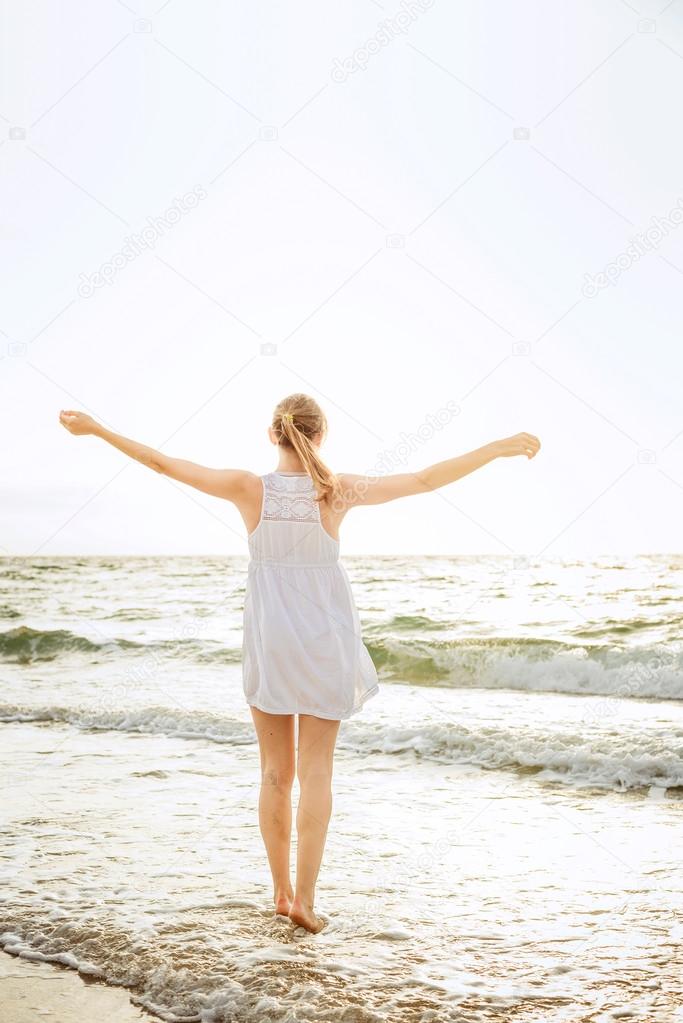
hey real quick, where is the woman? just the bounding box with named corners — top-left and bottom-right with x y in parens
top-left (59, 393), bottom-right (540, 932)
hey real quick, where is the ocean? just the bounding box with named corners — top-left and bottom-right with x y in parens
top-left (1, 554), bottom-right (681, 1022)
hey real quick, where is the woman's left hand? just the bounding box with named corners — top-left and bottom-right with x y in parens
top-left (494, 433), bottom-right (541, 459)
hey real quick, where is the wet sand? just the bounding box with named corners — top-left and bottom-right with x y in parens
top-left (0, 952), bottom-right (154, 1022)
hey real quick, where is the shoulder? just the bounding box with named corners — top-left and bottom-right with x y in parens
top-left (239, 470), bottom-right (264, 491)
top-left (334, 473), bottom-right (369, 507)
top-left (222, 470), bottom-right (263, 499)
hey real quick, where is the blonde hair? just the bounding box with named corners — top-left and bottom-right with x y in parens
top-left (272, 394), bottom-right (341, 504)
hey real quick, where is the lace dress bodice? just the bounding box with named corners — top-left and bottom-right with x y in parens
top-left (262, 472), bottom-right (321, 523)
top-left (248, 472), bottom-right (340, 567)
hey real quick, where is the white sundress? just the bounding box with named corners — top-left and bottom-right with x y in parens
top-left (242, 471), bottom-right (379, 720)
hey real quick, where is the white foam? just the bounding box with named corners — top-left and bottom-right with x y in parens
top-left (0, 703), bottom-right (253, 744)
top-left (1, 701), bottom-right (680, 791)
top-left (371, 927), bottom-right (412, 941)
top-left (341, 719), bottom-right (683, 792)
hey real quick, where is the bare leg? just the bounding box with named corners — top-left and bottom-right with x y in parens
top-left (290, 714), bottom-right (341, 933)
top-left (250, 708), bottom-right (295, 915)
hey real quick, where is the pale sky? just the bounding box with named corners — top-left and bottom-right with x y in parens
top-left (1, 0), bottom-right (683, 556)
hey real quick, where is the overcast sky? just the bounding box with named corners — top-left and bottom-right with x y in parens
top-left (2, 0), bottom-right (683, 556)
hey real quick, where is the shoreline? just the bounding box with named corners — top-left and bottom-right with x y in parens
top-left (0, 951), bottom-right (156, 1023)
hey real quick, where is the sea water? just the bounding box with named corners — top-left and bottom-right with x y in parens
top-left (1, 555), bottom-right (681, 1021)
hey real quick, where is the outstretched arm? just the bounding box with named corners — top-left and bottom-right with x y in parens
top-left (58, 410), bottom-right (255, 501)
top-left (338, 433), bottom-right (540, 507)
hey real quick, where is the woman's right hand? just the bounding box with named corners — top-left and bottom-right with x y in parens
top-left (59, 410), bottom-right (99, 436)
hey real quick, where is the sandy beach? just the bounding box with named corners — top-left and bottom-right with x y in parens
top-left (0, 951), bottom-right (153, 1022)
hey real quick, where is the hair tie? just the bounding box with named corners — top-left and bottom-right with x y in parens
top-left (282, 412), bottom-right (294, 423)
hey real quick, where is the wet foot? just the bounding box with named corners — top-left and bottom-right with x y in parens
top-left (289, 897), bottom-right (325, 933)
top-left (274, 890), bottom-right (293, 916)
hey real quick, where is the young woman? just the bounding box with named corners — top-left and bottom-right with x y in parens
top-left (59, 394), bottom-right (540, 933)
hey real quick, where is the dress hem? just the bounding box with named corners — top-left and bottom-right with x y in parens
top-left (246, 684), bottom-right (379, 721)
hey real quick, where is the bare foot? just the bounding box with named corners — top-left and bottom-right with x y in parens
top-left (289, 897), bottom-right (325, 933)
top-left (274, 889), bottom-right (293, 916)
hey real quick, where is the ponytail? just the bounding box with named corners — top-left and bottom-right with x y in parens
top-left (272, 395), bottom-right (341, 504)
